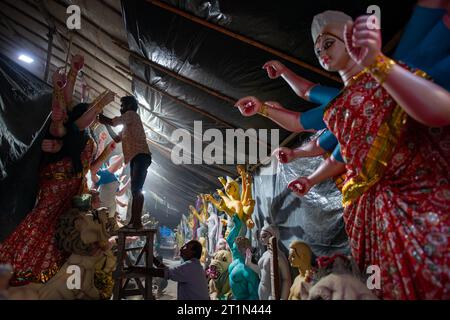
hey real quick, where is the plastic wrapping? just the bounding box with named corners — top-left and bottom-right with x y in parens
top-left (250, 134), bottom-right (349, 257)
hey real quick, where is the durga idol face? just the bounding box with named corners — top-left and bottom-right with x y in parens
top-left (314, 27), bottom-right (351, 72)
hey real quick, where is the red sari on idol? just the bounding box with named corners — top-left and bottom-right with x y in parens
top-left (323, 70), bottom-right (450, 299)
top-left (0, 138), bottom-right (94, 285)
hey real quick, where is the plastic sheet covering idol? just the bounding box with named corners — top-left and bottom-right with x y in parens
top-left (0, 53), bottom-right (52, 241)
top-left (250, 133), bottom-right (349, 258)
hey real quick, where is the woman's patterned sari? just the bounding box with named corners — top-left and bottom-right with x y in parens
top-left (0, 139), bottom-right (94, 285)
top-left (324, 71), bottom-right (450, 299)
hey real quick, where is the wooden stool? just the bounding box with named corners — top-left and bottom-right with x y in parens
top-left (112, 228), bottom-right (156, 300)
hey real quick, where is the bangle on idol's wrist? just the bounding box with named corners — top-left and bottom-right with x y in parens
top-left (365, 54), bottom-right (396, 85)
top-left (258, 103), bottom-right (270, 117)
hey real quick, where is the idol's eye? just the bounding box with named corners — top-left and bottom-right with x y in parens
top-left (323, 39), bottom-right (335, 50)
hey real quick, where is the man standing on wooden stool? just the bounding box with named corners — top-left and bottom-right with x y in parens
top-left (99, 96), bottom-right (151, 229)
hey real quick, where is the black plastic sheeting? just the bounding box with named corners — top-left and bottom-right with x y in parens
top-left (122, 0), bottom-right (415, 229)
top-left (0, 53), bottom-right (52, 241)
top-left (161, 0), bottom-right (416, 69)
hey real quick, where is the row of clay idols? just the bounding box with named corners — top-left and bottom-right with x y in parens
top-left (204, 165), bottom-right (256, 231)
top-left (206, 236), bottom-right (378, 300)
top-left (183, 165), bottom-right (256, 263)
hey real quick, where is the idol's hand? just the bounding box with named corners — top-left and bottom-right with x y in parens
top-left (71, 54), bottom-right (85, 71)
top-left (263, 60), bottom-right (287, 79)
top-left (272, 147), bottom-right (295, 164)
top-left (41, 139), bottom-right (62, 153)
top-left (288, 177), bottom-right (312, 197)
top-left (103, 90), bottom-right (116, 105)
top-left (234, 96), bottom-right (262, 116)
top-left (51, 106), bottom-right (65, 122)
top-left (344, 15), bottom-right (382, 68)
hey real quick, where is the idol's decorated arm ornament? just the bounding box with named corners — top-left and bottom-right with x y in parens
top-left (345, 15), bottom-right (450, 126)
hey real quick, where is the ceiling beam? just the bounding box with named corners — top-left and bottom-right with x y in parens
top-left (29, 0), bottom-right (130, 67)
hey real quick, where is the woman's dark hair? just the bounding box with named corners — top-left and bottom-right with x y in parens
top-left (121, 96), bottom-right (138, 112)
top-left (68, 102), bottom-right (90, 122)
top-left (44, 102), bottom-right (92, 173)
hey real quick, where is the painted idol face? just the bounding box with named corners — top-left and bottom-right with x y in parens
top-left (314, 30), bottom-right (350, 72)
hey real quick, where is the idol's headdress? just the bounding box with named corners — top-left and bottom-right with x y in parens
top-left (311, 10), bottom-right (353, 44)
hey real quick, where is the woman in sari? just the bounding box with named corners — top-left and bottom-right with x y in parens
top-left (0, 57), bottom-right (115, 285)
top-left (235, 7), bottom-right (450, 299)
